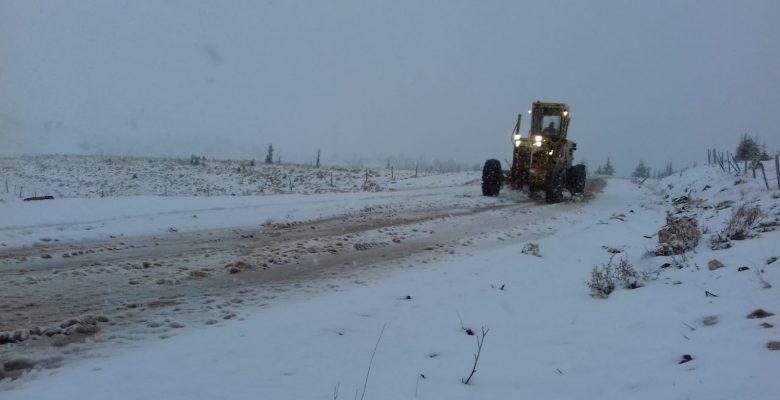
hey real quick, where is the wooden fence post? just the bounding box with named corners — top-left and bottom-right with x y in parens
top-left (775, 155), bottom-right (780, 190)
top-left (757, 162), bottom-right (769, 190)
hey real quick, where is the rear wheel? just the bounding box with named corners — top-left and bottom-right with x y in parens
top-left (482, 159), bottom-right (503, 196)
top-left (567, 164), bottom-right (586, 195)
top-left (544, 165), bottom-right (565, 203)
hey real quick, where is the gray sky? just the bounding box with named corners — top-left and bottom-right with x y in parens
top-left (1, 0), bottom-right (778, 174)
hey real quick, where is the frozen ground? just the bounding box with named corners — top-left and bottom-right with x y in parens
top-left (0, 154), bottom-right (476, 202)
top-left (1, 156), bottom-right (779, 399)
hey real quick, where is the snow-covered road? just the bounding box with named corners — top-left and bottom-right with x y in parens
top-left (2, 169), bottom-right (778, 399)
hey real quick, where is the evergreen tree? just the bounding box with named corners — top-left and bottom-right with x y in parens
top-left (602, 156), bottom-right (615, 176)
top-left (735, 134), bottom-right (760, 161)
top-left (265, 145), bottom-right (274, 164)
top-left (632, 160), bottom-right (650, 180)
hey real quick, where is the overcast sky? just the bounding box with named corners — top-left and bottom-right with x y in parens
top-left (1, 0), bottom-right (778, 174)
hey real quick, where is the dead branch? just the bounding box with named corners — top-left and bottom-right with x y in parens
top-left (462, 326), bottom-right (490, 385)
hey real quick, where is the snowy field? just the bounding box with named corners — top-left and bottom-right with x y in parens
top-left (1, 156), bottom-right (779, 399)
top-left (0, 154), bottom-right (476, 201)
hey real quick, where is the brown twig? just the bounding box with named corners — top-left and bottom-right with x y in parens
top-left (360, 323), bottom-right (387, 400)
top-left (462, 327), bottom-right (490, 385)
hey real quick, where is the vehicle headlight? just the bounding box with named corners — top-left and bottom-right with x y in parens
top-left (514, 140), bottom-right (521, 147)
top-left (548, 150), bottom-right (554, 155)
top-left (563, 111), bottom-right (569, 117)
top-left (533, 135), bottom-right (543, 147)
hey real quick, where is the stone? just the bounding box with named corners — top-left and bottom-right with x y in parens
top-left (767, 342), bottom-right (780, 351)
top-left (59, 318), bottom-right (80, 329)
top-left (13, 329), bottom-right (30, 342)
top-left (702, 316), bottom-right (719, 326)
top-left (521, 243), bottom-right (541, 257)
top-left (747, 309), bottom-right (774, 319)
top-left (42, 327), bottom-right (63, 337)
top-left (708, 259), bottom-right (724, 271)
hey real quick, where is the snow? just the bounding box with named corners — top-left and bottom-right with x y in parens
top-left (0, 186), bottom-right (490, 248)
top-left (1, 160), bottom-right (779, 399)
top-left (0, 155), bottom-right (484, 248)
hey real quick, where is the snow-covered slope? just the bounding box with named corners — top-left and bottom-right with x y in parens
top-left (1, 164), bottom-right (779, 399)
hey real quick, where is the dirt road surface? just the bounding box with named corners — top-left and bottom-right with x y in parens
top-left (0, 180), bottom-right (603, 378)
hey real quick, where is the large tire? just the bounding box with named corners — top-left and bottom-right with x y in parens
top-left (544, 165), bottom-right (565, 204)
top-left (567, 164), bottom-right (586, 195)
top-left (481, 159), bottom-right (503, 196)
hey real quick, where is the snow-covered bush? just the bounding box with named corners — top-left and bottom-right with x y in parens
top-left (656, 213), bottom-right (700, 255)
top-left (587, 264), bottom-right (615, 299)
top-left (587, 256), bottom-right (643, 298)
top-left (615, 257), bottom-right (642, 289)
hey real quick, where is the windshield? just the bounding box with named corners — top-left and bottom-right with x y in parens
top-left (531, 107), bottom-right (563, 138)
top-left (541, 115), bottom-right (561, 138)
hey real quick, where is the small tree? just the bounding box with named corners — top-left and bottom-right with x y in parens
top-left (657, 161), bottom-right (674, 178)
top-left (735, 134), bottom-right (760, 161)
top-left (632, 160), bottom-right (650, 180)
top-left (265, 145), bottom-right (274, 164)
top-left (759, 143), bottom-right (771, 161)
top-left (602, 156), bottom-right (615, 176)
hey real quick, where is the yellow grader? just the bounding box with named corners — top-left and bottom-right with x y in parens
top-left (482, 101), bottom-right (586, 203)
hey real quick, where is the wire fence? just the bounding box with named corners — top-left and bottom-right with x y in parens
top-left (707, 148), bottom-right (780, 190)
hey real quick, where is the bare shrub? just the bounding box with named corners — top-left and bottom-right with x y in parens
top-left (657, 213), bottom-right (700, 255)
top-left (615, 258), bottom-right (642, 289)
top-left (587, 264), bottom-right (615, 298)
top-left (710, 204), bottom-right (764, 249)
top-left (723, 204), bottom-right (763, 240)
top-left (587, 256), bottom-right (643, 298)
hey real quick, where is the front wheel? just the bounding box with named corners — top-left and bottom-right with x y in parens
top-left (567, 164), bottom-right (586, 195)
top-left (544, 165), bottom-right (565, 204)
top-left (482, 159), bottom-right (503, 196)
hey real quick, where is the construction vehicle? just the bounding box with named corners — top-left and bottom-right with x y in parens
top-left (482, 101), bottom-right (586, 203)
